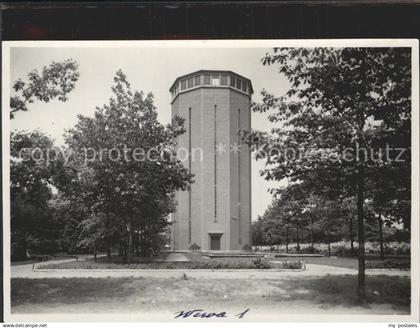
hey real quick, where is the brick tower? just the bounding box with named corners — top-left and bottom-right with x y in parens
top-left (170, 70), bottom-right (252, 251)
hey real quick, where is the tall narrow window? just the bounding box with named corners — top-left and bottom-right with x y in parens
top-left (211, 75), bottom-right (220, 86)
top-left (238, 109), bottom-right (241, 244)
top-left (230, 75), bottom-right (236, 87)
top-left (204, 74), bottom-right (210, 85)
top-left (187, 77), bottom-right (193, 88)
top-left (242, 81), bottom-right (247, 93)
top-left (236, 79), bottom-right (242, 90)
top-left (188, 107), bottom-right (192, 242)
top-left (194, 75), bottom-right (201, 86)
top-left (214, 105), bottom-right (217, 222)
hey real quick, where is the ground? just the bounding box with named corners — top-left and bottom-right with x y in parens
top-left (11, 275), bottom-right (410, 315)
top-left (10, 252), bottom-right (411, 317)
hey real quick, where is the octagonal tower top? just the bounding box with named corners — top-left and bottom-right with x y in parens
top-left (170, 70), bottom-right (253, 103)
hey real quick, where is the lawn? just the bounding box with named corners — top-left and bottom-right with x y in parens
top-left (12, 255), bottom-right (78, 266)
top-left (11, 260), bottom-right (42, 266)
top-left (37, 254), bottom-right (303, 270)
top-left (37, 252), bottom-right (410, 270)
top-left (291, 256), bottom-right (410, 270)
top-left (11, 275), bottom-right (410, 314)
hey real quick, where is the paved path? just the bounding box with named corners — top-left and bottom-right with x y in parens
top-left (11, 260), bottom-right (410, 279)
top-left (152, 252), bottom-right (189, 262)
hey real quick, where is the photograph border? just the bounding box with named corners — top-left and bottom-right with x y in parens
top-left (2, 39), bottom-right (419, 322)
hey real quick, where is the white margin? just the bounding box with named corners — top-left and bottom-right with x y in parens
top-left (2, 39), bottom-right (419, 323)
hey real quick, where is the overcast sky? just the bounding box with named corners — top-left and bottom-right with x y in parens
top-left (10, 45), bottom-right (290, 221)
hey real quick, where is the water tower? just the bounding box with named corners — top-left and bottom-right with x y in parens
top-left (170, 70), bottom-right (252, 251)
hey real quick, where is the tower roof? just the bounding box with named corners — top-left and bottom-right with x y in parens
top-left (169, 70), bottom-right (254, 95)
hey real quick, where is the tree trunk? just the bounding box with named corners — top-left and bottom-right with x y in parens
top-left (296, 223), bottom-right (300, 253)
top-left (122, 241), bottom-right (127, 264)
top-left (285, 227), bottom-right (289, 254)
top-left (139, 228), bottom-right (145, 257)
top-left (377, 209), bottom-right (385, 260)
top-left (357, 164), bottom-right (366, 303)
top-left (135, 231), bottom-right (140, 256)
top-left (127, 222), bottom-right (133, 264)
top-left (93, 244), bottom-right (97, 262)
top-left (123, 245), bottom-right (128, 263)
top-left (107, 247), bottom-right (111, 259)
top-left (310, 216), bottom-right (314, 253)
top-left (327, 233), bottom-right (331, 257)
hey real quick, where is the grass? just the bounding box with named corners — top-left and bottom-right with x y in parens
top-left (297, 256), bottom-right (410, 269)
top-left (37, 253), bottom-right (410, 270)
top-left (38, 254), bottom-right (304, 270)
top-left (12, 255), bottom-right (77, 266)
top-left (11, 260), bottom-right (42, 266)
top-left (11, 275), bottom-right (410, 314)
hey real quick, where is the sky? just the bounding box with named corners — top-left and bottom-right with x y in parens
top-left (9, 45), bottom-right (290, 221)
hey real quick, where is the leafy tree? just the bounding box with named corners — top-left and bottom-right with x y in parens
top-left (77, 212), bottom-right (121, 260)
top-left (251, 217), bottom-right (265, 246)
top-left (10, 131), bottom-right (65, 259)
top-left (245, 48), bottom-right (411, 302)
top-left (48, 196), bottom-right (88, 254)
top-left (65, 70), bottom-right (193, 262)
top-left (10, 59), bottom-right (79, 118)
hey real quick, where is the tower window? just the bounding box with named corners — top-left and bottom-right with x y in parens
top-left (230, 75), bottom-right (236, 87)
top-left (187, 77), bottom-right (193, 88)
top-left (194, 75), bottom-right (201, 86)
top-left (236, 79), bottom-right (242, 90)
top-left (212, 76), bottom-right (220, 86)
top-left (242, 81), bottom-right (247, 92)
top-left (181, 80), bottom-right (186, 90)
top-left (204, 74), bottom-right (210, 85)
top-left (221, 75), bottom-right (227, 85)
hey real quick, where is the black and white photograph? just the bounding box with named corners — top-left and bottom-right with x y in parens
top-left (2, 40), bottom-right (419, 322)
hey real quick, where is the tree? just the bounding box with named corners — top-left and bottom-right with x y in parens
top-left (251, 217), bottom-right (265, 246)
top-left (65, 70), bottom-right (193, 263)
top-left (10, 59), bottom-right (79, 118)
top-left (10, 131), bottom-right (65, 259)
top-left (245, 48), bottom-right (411, 303)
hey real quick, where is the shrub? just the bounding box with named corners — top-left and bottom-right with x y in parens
top-left (283, 260), bottom-right (305, 269)
top-left (242, 244), bottom-right (252, 252)
top-left (252, 258), bottom-right (271, 269)
top-left (299, 245), bottom-right (315, 254)
top-left (189, 242), bottom-right (201, 252)
top-left (252, 241), bottom-right (410, 257)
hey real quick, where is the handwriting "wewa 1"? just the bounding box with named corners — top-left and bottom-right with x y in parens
top-left (174, 308), bottom-right (250, 319)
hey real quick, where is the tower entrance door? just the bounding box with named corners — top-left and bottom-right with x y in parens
top-left (209, 234), bottom-right (221, 251)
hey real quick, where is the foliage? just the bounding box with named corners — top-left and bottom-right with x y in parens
top-left (63, 70), bottom-right (193, 261)
top-left (246, 47), bottom-right (411, 302)
top-left (10, 59), bottom-right (79, 118)
top-left (253, 240), bottom-right (410, 256)
top-left (252, 258), bottom-right (271, 269)
top-left (189, 242), bottom-right (201, 252)
top-left (242, 244), bottom-right (252, 252)
top-left (39, 256), bottom-right (305, 270)
top-left (10, 131), bottom-right (65, 259)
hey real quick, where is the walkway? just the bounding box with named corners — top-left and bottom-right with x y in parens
top-left (152, 252), bottom-right (189, 262)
